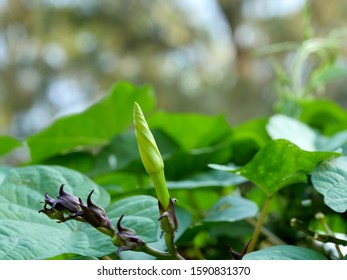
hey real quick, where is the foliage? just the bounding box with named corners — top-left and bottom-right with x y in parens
top-left (1, 37), bottom-right (347, 259)
top-left (243, 245), bottom-right (327, 260)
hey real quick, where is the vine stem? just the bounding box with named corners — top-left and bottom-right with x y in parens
top-left (315, 213), bottom-right (344, 259)
top-left (248, 195), bottom-right (272, 252)
top-left (140, 244), bottom-right (180, 260)
top-left (164, 232), bottom-right (185, 260)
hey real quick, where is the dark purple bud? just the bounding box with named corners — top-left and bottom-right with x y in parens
top-left (113, 214), bottom-right (145, 256)
top-left (54, 184), bottom-right (80, 213)
top-left (43, 184), bottom-right (80, 213)
top-left (39, 184), bottom-right (80, 222)
top-left (74, 190), bottom-right (114, 235)
top-left (43, 192), bottom-right (56, 207)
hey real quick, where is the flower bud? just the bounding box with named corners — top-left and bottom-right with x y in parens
top-left (134, 102), bottom-right (170, 210)
top-left (54, 184), bottom-right (80, 213)
top-left (134, 102), bottom-right (164, 174)
top-left (39, 184), bottom-right (81, 222)
top-left (113, 214), bottom-right (145, 256)
top-left (73, 190), bottom-right (115, 237)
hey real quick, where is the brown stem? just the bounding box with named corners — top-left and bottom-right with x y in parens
top-left (291, 218), bottom-right (347, 247)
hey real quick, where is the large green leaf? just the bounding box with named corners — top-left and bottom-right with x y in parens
top-left (311, 156), bottom-right (347, 213)
top-left (0, 165), bottom-right (159, 259)
top-left (211, 139), bottom-right (339, 196)
top-left (204, 195), bottom-right (258, 222)
top-left (148, 112), bottom-right (231, 151)
top-left (0, 135), bottom-right (22, 157)
top-left (0, 165), bottom-right (109, 259)
top-left (27, 82), bottom-right (156, 163)
top-left (243, 245), bottom-right (327, 260)
top-left (106, 195), bottom-right (159, 242)
top-left (238, 140), bottom-right (339, 195)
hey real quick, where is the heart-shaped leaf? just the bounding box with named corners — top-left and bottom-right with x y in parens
top-left (237, 139), bottom-right (339, 195)
top-left (27, 82), bottom-right (155, 163)
top-left (0, 165), bottom-right (159, 259)
top-left (210, 139), bottom-right (339, 196)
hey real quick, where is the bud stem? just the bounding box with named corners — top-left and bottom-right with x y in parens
top-left (134, 103), bottom-right (184, 260)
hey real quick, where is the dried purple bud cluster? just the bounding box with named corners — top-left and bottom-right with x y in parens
top-left (39, 184), bottom-right (115, 237)
top-left (39, 184), bottom-right (148, 256)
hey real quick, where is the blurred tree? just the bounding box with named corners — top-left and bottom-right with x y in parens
top-left (0, 0), bottom-right (235, 137)
top-left (0, 0), bottom-right (346, 138)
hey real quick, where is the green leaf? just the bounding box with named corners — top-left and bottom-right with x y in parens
top-left (164, 143), bottom-right (232, 179)
top-left (91, 129), bottom-right (179, 176)
top-left (0, 165), bottom-right (159, 259)
top-left (0, 165), bottom-right (110, 259)
top-left (106, 195), bottom-right (159, 242)
top-left (69, 256), bottom-right (99, 260)
top-left (148, 112), bottom-right (231, 151)
top-left (318, 130), bottom-right (347, 152)
top-left (311, 156), bottom-right (347, 213)
top-left (43, 151), bottom-right (95, 173)
top-left (267, 114), bottom-right (347, 152)
top-left (27, 82), bottom-right (156, 163)
top-left (300, 99), bottom-right (347, 135)
top-left (243, 245), bottom-right (327, 260)
top-left (91, 131), bottom-right (142, 174)
top-left (91, 129), bottom-right (232, 183)
top-left (267, 114), bottom-right (318, 151)
top-left (235, 139), bottom-right (338, 196)
top-left (230, 117), bottom-right (270, 165)
top-left (166, 170), bottom-right (246, 189)
top-left (0, 135), bottom-right (22, 157)
top-left (204, 195), bottom-right (258, 222)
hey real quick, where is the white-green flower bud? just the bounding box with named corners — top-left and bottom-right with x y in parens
top-left (134, 102), bottom-right (170, 210)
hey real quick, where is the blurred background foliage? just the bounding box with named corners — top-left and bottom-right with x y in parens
top-left (1, 0), bottom-right (347, 139)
